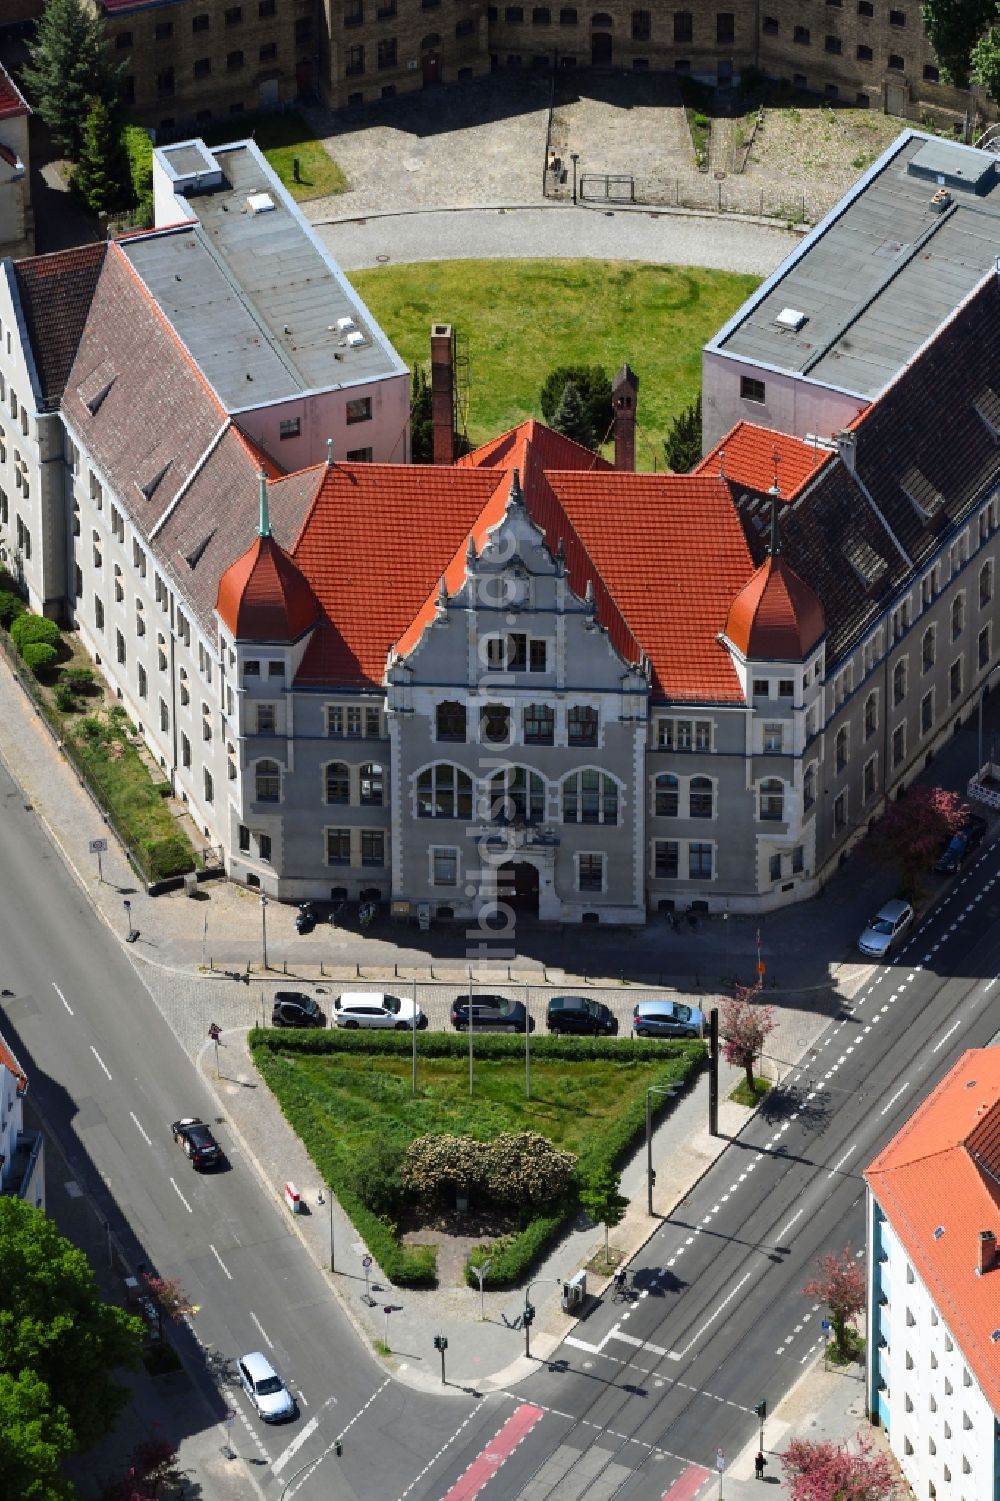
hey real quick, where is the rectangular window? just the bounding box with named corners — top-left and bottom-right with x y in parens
top-left (345, 0), bottom-right (363, 20)
top-left (979, 626), bottom-right (991, 670)
top-left (193, 57), bottom-right (211, 78)
top-left (688, 842), bottom-right (713, 880)
top-left (256, 704), bottom-right (276, 734)
top-left (864, 757), bottom-right (877, 800)
top-left (654, 840), bottom-right (678, 878)
top-left (825, 33), bottom-right (842, 51)
top-left (834, 791), bottom-right (846, 831)
top-left (137, 663), bottom-right (147, 699)
top-left (762, 15), bottom-right (778, 32)
top-left (923, 63), bottom-right (939, 82)
top-left (716, 11), bottom-right (734, 43)
top-left (365, 707), bottom-right (381, 737)
top-left (741, 375), bottom-right (765, 403)
top-left (792, 845), bottom-right (804, 874)
top-left (268, 660), bottom-right (285, 678)
top-left (378, 37), bottom-right (397, 67)
top-left (432, 848), bottom-right (458, 886)
top-left (763, 722), bottom-right (783, 753)
top-left (674, 10), bottom-right (692, 43)
top-left (568, 705), bottom-right (599, 746)
top-left (892, 724), bottom-right (905, 767)
top-left (753, 678), bottom-right (769, 697)
top-left (632, 9), bottom-right (650, 40)
top-left (361, 830), bottom-right (385, 866)
top-left (888, 52), bottom-right (904, 69)
top-left (950, 659), bottom-right (962, 702)
top-left (529, 639), bottom-right (547, 672)
top-left (155, 20), bottom-right (173, 38)
top-left (326, 829), bottom-right (351, 865)
top-left (921, 690), bottom-right (933, 734)
top-left (346, 43), bottom-right (365, 73)
top-left (239, 824), bottom-right (250, 852)
top-left (769, 852), bottom-right (781, 882)
top-left (259, 42), bottom-right (277, 60)
top-left (346, 396), bottom-right (373, 424)
top-left (181, 732), bottom-right (191, 768)
top-left (225, 4), bottom-right (242, 21)
top-left (258, 833), bottom-right (271, 861)
top-left (159, 698), bottom-right (169, 732)
top-left (578, 853), bottom-right (604, 891)
top-left (889, 7), bottom-right (905, 23)
top-left (227, 49), bottom-right (244, 70)
top-left (279, 417), bottom-right (300, 440)
top-left (858, 0), bottom-right (873, 11)
top-left (778, 679), bottom-right (794, 698)
top-left (116, 629), bottom-right (126, 665)
top-left (794, 24), bottom-right (810, 43)
top-left (243, 659), bottom-right (260, 678)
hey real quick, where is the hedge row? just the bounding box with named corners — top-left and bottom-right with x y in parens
top-left (251, 1029), bottom-right (704, 1289)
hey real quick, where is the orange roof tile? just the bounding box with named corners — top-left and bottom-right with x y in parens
top-left (695, 421), bottom-right (834, 498)
top-left (725, 553), bottom-right (825, 661)
top-left (216, 533), bottom-right (319, 642)
top-left (461, 419), bottom-right (613, 476)
top-left (866, 1050), bottom-right (1000, 1413)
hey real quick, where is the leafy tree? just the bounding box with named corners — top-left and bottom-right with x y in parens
top-left (579, 1166), bottom-right (629, 1258)
top-left (22, 0), bottom-right (123, 159)
top-left (345, 1134), bottom-right (408, 1218)
top-left (921, 0), bottom-right (996, 87)
top-left (11, 613), bottom-right (60, 650)
top-left (141, 1274), bottom-right (196, 1341)
top-left (551, 382), bottom-right (597, 449)
top-left (74, 98), bottom-right (133, 216)
top-left (0, 1368), bottom-right (76, 1501)
top-left (97, 1432), bottom-right (185, 1501)
top-left (868, 783), bottom-right (966, 899)
top-left (22, 641), bottom-right (58, 676)
top-left (719, 984), bottom-right (776, 1093)
top-left (540, 364), bottom-right (612, 441)
top-left (803, 1245), bottom-right (866, 1361)
top-left (781, 1431), bottom-right (897, 1501)
top-left (663, 395), bottom-right (703, 473)
top-left (971, 13), bottom-right (1000, 101)
top-left (0, 589), bottom-right (25, 629)
top-left (0, 1198), bottom-right (142, 1459)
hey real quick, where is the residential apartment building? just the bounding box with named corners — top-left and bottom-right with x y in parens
top-left (0, 64), bottom-right (31, 263)
top-left (0, 1030), bottom-right (43, 1210)
top-left (865, 1050), bottom-right (1000, 1501)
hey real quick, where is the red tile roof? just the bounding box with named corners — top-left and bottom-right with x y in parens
top-left (233, 425), bottom-right (285, 480)
top-left (725, 554), bottom-right (826, 662)
top-left (695, 421), bottom-right (834, 499)
top-left (460, 419), bottom-right (613, 476)
top-left (216, 533), bottom-right (319, 642)
top-left (865, 1050), bottom-right (1000, 1414)
top-left (0, 64), bottom-right (29, 121)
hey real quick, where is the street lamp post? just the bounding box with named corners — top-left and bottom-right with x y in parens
top-left (260, 892), bottom-right (269, 971)
top-left (645, 1085), bottom-right (675, 1215)
top-left (123, 899), bottom-right (136, 943)
top-left (570, 152), bottom-right (580, 205)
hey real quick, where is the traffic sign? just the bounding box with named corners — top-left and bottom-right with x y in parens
top-left (89, 838), bottom-right (108, 853)
top-left (362, 1254), bottom-right (373, 1268)
top-left (715, 1447), bottom-right (726, 1473)
top-left (208, 1022), bottom-right (222, 1042)
top-left (821, 1318), bottom-right (831, 1332)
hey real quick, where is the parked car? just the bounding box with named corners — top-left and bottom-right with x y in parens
top-left (170, 1117), bottom-right (223, 1170)
top-left (271, 992), bottom-right (325, 1028)
top-left (632, 1000), bottom-right (704, 1039)
top-left (858, 898), bottom-right (914, 959)
top-left (333, 992), bottom-right (427, 1030)
top-left (934, 814), bottom-right (987, 874)
top-left (237, 1351), bottom-right (296, 1422)
top-left (450, 994), bottom-right (535, 1032)
top-left (546, 995), bottom-right (619, 1037)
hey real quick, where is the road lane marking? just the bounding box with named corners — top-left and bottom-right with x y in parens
top-left (170, 1177), bottom-right (193, 1213)
top-left (272, 1413), bottom-right (320, 1476)
top-left (209, 1243), bottom-right (233, 1280)
top-left (932, 1019), bottom-right (963, 1054)
top-left (52, 982), bottom-right (73, 1015)
top-left (776, 1209), bottom-right (804, 1242)
top-left (90, 1046), bottom-right (112, 1080)
top-left (129, 1112), bottom-right (152, 1146)
top-left (250, 1310), bottom-right (273, 1347)
top-left (826, 1143), bottom-right (857, 1178)
top-left (668, 1271), bottom-right (753, 1360)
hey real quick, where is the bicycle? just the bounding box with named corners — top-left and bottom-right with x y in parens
top-left (611, 1270), bottom-right (632, 1303)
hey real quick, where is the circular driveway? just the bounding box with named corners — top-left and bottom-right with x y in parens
top-left (313, 203), bottom-right (799, 276)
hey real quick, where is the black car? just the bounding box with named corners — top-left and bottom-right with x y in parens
top-left (171, 1117), bottom-right (223, 1170)
top-left (272, 992), bottom-right (325, 1028)
top-left (934, 814), bottom-right (988, 874)
top-left (450, 994), bottom-right (535, 1032)
top-left (546, 995), bottom-right (619, 1037)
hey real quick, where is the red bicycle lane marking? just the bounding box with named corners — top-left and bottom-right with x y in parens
top-left (438, 1403), bottom-right (545, 1501)
top-left (661, 1463), bottom-right (712, 1500)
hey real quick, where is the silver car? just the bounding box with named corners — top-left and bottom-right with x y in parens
top-left (858, 898), bottom-right (914, 959)
top-left (238, 1351), bottom-right (296, 1422)
top-left (333, 991), bottom-right (427, 1030)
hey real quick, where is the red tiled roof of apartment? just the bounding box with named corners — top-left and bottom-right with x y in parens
top-left (0, 1035), bottom-right (28, 1095)
top-left (12, 244), bottom-right (107, 410)
top-left (865, 1050), bottom-right (1000, 1413)
top-left (461, 420), bottom-right (613, 476)
top-left (695, 421), bottom-right (834, 499)
top-left (216, 533), bottom-right (319, 642)
top-left (725, 554), bottom-right (826, 661)
top-left (543, 471), bottom-right (755, 701)
top-left (0, 64), bottom-right (29, 120)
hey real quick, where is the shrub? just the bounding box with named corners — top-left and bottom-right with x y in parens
top-left (0, 589), bottom-right (25, 629)
top-left (11, 612), bottom-right (61, 651)
top-left (345, 1135), bottom-right (408, 1219)
top-left (64, 667), bottom-right (95, 692)
top-left (76, 716), bottom-right (107, 745)
top-left (482, 1133), bottom-right (576, 1205)
top-left (22, 641), bottom-right (58, 676)
top-left (142, 835), bottom-right (195, 881)
top-left (54, 682), bottom-right (77, 712)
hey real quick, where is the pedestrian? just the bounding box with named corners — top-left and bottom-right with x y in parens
top-left (755, 1450), bottom-right (766, 1479)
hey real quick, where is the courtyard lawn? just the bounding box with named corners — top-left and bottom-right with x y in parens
top-left (349, 258), bottom-right (759, 464)
top-left (200, 112), bottom-right (348, 201)
top-left (252, 1030), bottom-right (702, 1286)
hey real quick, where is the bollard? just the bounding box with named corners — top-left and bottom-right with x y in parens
top-left (356, 962), bottom-right (361, 978)
top-left (210, 956), bottom-right (214, 970)
top-left (394, 962), bottom-right (398, 978)
top-left (320, 959), bottom-right (325, 976)
top-left (283, 959), bottom-right (288, 974)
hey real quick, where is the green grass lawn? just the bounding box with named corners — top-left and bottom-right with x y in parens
top-left (349, 259), bottom-right (758, 464)
top-left (199, 112), bottom-right (348, 201)
top-left (253, 1031), bottom-right (702, 1286)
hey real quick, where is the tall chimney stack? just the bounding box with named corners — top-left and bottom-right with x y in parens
top-left (979, 1229), bottom-right (996, 1275)
top-left (431, 323), bottom-right (455, 466)
top-left (612, 364), bottom-right (639, 472)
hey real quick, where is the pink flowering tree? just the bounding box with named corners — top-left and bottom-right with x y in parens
top-left (803, 1246), bottom-right (866, 1360)
top-left (868, 784), bottom-right (967, 899)
top-left (719, 984), bottom-right (776, 1094)
top-left (781, 1431), bottom-right (897, 1501)
top-left (141, 1274), bottom-right (195, 1341)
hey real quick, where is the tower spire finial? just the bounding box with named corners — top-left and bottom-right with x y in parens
top-left (768, 452), bottom-right (782, 557)
top-left (257, 470), bottom-right (271, 539)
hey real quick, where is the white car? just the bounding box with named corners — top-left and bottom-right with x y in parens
top-left (858, 898), bottom-right (914, 959)
top-left (333, 991), bottom-right (428, 1030)
top-left (237, 1351), bottom-right (296, 1422)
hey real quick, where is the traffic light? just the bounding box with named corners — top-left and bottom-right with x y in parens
top-left (434, 1335), bottom-right (448, 1352)
top-left (523, 1302), bottom-right (535, 1327)
top-left (753, 1400), bottom-right (767, 1422)
top-left (334, 1440), bottom-right (343, 1458)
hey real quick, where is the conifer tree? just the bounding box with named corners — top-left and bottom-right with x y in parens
top-left (551, 382), bottom-right (597, 450)
top-left (22, 0), bottom-right (122, 159)
top-left (74, 97), bottom-right (133, 215)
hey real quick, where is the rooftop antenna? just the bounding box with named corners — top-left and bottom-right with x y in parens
top-left (257, 469), bottom-right (271, 539)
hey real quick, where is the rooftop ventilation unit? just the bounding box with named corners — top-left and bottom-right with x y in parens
top-left (346, 331), bottom-right (365, 348)
top-left (336, 316), bottom-right (357, 333)
top-left (246, 192), bottom-right (276, 215)
top-left (775, 307), bottom-right (807, 332)
top-left (933, 1226), bottom-right (945, 1240)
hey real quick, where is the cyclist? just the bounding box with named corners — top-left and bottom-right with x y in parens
top-left (613, 1268), bottom-right (628, 1297)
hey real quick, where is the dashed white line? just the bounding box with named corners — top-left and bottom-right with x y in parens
top-left (209, 1243), bottom-right (233, 1280)
top-left (776, 1209), bottom-right (804, 1242)
top-left (52, 982), bottom-right (73, 1016)
top-left (826, 1143), bottom-right (857, 1179)
top-left (881, 1084), bottom-right (911, 1115)
top-left (89, 1045), bottom-right (112, 1081)
top-left (170, 1177), bottom-right (193, 1214)
top-left (668, 1271), bottom-right (754, 1360)
top-left (932, 1019), bottom-right (963, 1053)
top-left (129, 1111), bottom-right (152, 1146)
top-left (249, 1310), bottom-right (273, 1347)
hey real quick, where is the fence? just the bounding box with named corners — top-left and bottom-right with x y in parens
top-left (574, 168), bottom-right (839, 224)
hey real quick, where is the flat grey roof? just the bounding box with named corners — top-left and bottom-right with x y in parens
top-left (711, 132), bottom-right (1000, 399)
top-left (124, 141), bottom-right (404, 411)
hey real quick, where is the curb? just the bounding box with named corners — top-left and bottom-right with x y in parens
top-left (312, 199), bottom-right (809, 234)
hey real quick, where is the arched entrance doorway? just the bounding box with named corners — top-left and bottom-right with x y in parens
top-left (591, 16), bottom-right (612, 66)
top-left (498, 861), bottom-right (540, 916)
top-left (422, 36), bottom-right (441, 85)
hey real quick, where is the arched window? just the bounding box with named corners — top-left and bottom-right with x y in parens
top-left (417, 764), bottom-right (473, 818)
top-left (864, 692), bottom-right (877, 739)
top-left (360, 762), bottom-right (384, 806)
top-left (255, 759), bottom-right (281, 803)
top-left (563, 769), bottom-right (618, 824)
top-left (325, 761), bottom-right (349, 804)
top-left (591, 10), bottom-right (612, 23)
top-left (524, 703), bottom-right (554, 745)
top-left (689, 775), bottom-right (714, 818)
top-left (489, 767), bottom-right (545, 824)
top-left (227, 741), bottom-right (237, 781)
top-left (421, 31), bottom-right (440, 47)
top-left (893, 659), bottom-right (907, 705)
top-left (654, 772), bottom-right (678, 816)
top-left (759, 777), bottom-right (784, 821)
top-left (951, 593), bottom-right (965, 640)
top-left (803, 763), bottom-right (816, 810)
top-left (835, 726), bottom-right (848, 772)
top-left (436, 700), bottom-right (466, 742)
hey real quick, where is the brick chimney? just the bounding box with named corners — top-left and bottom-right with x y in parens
top-left (979, 1229), bottom-right (996, 1275)
top-left (612, 363), bottom-right (639, 472)
top-left (430, 323), bottom-right (455, 466)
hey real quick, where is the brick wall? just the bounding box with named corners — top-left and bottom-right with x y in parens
top-left (320, 0), bottom-right (490, 108)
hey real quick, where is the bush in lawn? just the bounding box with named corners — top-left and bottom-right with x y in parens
top-left (76, 715), bottom-right (108, 746)
top-left (65, 666), bottom-right (96, 693)
top-left (11, 612), bottom-right (61, 652)
top-left (345, 1135), bottom-right (408, 1219)
top-left (54, 682), bottom-right (77, 712)
top-left (21, 641), bottom-right (58, 676)
top-left (482, 1133), bottom-right (577, 1205)
top-left (403, 1134), bottom-right (484, 1205)
top-left (0, 589), bottom-right (25, 629)
top-left (142, 834), bottom-right (195, 881)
